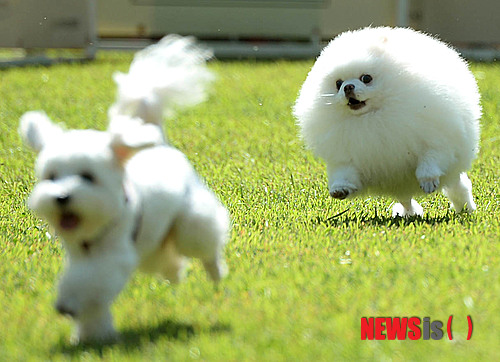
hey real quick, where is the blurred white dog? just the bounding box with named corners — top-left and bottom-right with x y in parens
top-left (19, 36), bottom-right (229, 344)
top-left (294, 27), bottom-right (481, 217)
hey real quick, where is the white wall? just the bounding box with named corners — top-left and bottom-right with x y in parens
top-left (320, 0), bottom-right (396, 39)
top-left (320, 0), bottom-right (500, 44)
top-left (0, 0), bottom-right (95, 48)
top-left (97, 0), bottom-right (323, 41)
top-left (418, 0), bottom-right (500, 44)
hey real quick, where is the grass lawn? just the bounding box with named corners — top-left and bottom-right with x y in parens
top-left (0, 53), bottom-right (499, 361)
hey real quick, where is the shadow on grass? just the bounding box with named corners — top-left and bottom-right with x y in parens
top-left (53, 319), bottom-right (231, 356)
top-left (315, 207), bottom-right (476, 228)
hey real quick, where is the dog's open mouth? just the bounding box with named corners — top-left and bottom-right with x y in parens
top-left (347, 97), bottom-right (366, 110)
top-left (60, 212), bottom-right (80, 230)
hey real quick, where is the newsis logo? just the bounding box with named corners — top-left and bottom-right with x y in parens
top-left (361, 316), bottom-right (473, 341)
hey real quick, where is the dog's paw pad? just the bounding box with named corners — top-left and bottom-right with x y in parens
top-left (330, 188), bottom-right (354, 200)
top-left (419, 177), bottom-right (440, 194)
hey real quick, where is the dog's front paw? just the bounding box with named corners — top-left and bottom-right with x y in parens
top-left (73, 329), bottom-right (119, 346)
top-left (76, 320), bottom-right (118, 345)
top-left (419, 177), bottom-right (440, 194)
top-left (329, 186), bottom-right (356, 200)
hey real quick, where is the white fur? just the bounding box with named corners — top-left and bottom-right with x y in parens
top-left (108, 34), bottom-right (214, 134)
top-left (294, 27), bottom-right (481, 216)
top-left (19, 36), bottom-right (229, 344)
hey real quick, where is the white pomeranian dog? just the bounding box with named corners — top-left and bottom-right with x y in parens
top-left (294, 27), bottom-right (481, 217)
top-left (19, 36), bottom-right (230, 344)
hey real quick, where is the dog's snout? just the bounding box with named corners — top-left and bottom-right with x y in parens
top-left (55, 195), bottom-right (71, 206)
top-left (55, 302), bottom-right (76, 318)
top-left (344, 84), bottom-right (355, 95)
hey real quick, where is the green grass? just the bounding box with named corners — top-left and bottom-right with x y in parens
top-left (0, 54), bottom-right (499, 361)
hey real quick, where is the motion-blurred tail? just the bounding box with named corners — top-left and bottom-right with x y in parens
top-left (108, 35), bottom-right (214, 138)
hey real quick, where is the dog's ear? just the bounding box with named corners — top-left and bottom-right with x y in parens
top-left (110, 119), bottom-right (163, 165)
top-left (19, 111), bottom-right (64, 153)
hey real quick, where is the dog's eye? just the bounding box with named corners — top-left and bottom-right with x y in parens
top-left (360, 74), bottom-right (373, 84)
top-left (46, 172), bottom-right (56, 181)
top-left (336, 79), bottom-right (343, 91)
top-left (80, 172), bottom-right (95, 183)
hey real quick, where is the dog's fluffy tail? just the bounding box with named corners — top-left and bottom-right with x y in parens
top-left (108, 35), bottom-right (214, 134)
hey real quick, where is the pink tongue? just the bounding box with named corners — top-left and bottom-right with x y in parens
top-left (60, 213), bottom-right (80, 230)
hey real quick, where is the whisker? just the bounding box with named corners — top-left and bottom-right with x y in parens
top-left (321, 93), bottom-right (335, 105)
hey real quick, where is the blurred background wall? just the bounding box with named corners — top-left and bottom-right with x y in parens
top-left (96, 0), bottom-right (499, 43)
top-left (0, 0), bottom-right (499, 60)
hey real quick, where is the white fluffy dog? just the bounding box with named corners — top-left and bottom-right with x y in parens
top-left (294, 27), bottom-right (481, 217)
top-left (19, 36), bottom-right (230, 344)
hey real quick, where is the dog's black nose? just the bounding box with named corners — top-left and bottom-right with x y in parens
top-left (55, 195), bottom-right (71, 206)
top-left (344, 84), bottom-right (355, 95)
top-left (55, 303), bottom-right (76, 318)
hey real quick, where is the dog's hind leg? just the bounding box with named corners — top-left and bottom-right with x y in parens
top-left (139, 229), bottom-right (188, 283)
top-left (392, 198), bottom-right (423, 217)
top-left (443, 172), bottom-right (476, 213)
top-left (160, 241), bottom-right (188, 284)
top-left (202, 254), bottom-right (228, 283)
top-left (172, 191), bottom-right (230, 283)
